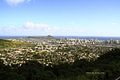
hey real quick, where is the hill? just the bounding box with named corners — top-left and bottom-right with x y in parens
top-left (0, 39), bottom-right (33, 48)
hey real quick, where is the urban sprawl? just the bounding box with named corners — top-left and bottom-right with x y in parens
top-left (0, 36), bottom-right (120, 66)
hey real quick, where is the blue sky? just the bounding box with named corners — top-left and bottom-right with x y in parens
top-left (0, 0), bottom-right (120, 36)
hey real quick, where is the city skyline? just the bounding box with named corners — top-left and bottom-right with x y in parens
top-left (0, 0), bottom-right (120, 36)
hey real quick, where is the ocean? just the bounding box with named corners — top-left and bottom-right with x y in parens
top-left (0, 36), bottom-right (120, 40)
top-left (55, 36), bottom-right (120, 40)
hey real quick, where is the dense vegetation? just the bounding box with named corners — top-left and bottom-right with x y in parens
top-left (0, 48), bottom-right (120, 80)
top-left (0, 39), bottom-right (34, 48)
top-left (0, 39), bottom-right (120, 80)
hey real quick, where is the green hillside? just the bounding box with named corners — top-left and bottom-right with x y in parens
top-left (0, 39), bottom-right (33, 48)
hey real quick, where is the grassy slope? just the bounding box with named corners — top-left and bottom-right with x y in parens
top-left (0, 39), bottom-right (32, 48)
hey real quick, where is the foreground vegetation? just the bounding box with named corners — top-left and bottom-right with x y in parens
top-left (0, 48), bottom-right (120, 80)
top-left (0, 39), bottom-right (120, 80)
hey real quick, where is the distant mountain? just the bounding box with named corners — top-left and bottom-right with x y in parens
top-left (27, 35), bottom-right (54, 39)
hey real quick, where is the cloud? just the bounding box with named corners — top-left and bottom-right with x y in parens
top-left (6, 0), bottom-right (31, 6)
top-left (23, 21), bottom-right (58, 35)
top-left (0, 21), bottom-right (58, 36)
top-left (23, 21), bottom-right (53, 32)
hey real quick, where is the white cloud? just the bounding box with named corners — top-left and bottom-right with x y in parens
top-left (0, 21), bottom-right (58, 36)
top-left (23, 21), bottom-right (52, 31)
top-left (21, 21), bottom-right (57, 35)
top-left (6, 0), bottom-right (31, 6)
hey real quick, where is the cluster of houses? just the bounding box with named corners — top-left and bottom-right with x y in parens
top-left (0, 37), bottom-right (119, 66)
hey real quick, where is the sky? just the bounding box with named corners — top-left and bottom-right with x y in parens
top-left (0, 0), bottom-right (120, 36)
